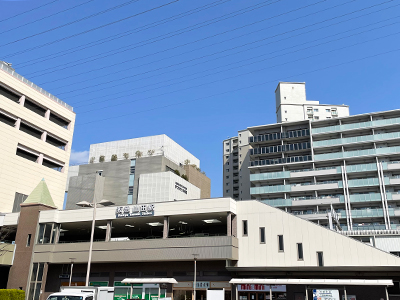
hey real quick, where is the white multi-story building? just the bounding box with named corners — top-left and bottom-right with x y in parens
top-left (0, 61), bottom-right (75, 212)
top-left (276, 82), bottom-right (349, 123)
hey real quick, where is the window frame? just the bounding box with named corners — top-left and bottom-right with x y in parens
top-left (317, 251), bottom-right (324, 266)
top-left (278, 235), bottom-right (284, 252)
top-left (259, 227), bottom-right (265, 244)
top-left (242, 220), bottom-right (248, 236)
top-left (297, 243), bottom-right (303, 260)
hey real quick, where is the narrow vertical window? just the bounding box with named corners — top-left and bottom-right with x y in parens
top-left (297, 243), bottom-right (303, 260)
top-left (27, 234), bottom-right (31, 247)
top-left (260, 227), bottom-right (265, 244)
top-left (243, 220), bottom-right (248, 236)
top-left (278, 235), bottom-right (284, 251)
top-left (317, 252), bottom-right (324, 266)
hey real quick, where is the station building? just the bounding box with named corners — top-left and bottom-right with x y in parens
top-left (1, 180), bottom-right (400, 300)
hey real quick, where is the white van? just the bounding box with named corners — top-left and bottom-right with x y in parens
top-left (46, 287), bottom-right (114, 300)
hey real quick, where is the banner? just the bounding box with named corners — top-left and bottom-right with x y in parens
top-left (313, 289), bottom-right (340, 300)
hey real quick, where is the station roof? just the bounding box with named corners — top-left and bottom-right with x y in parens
top-left (230, 278), bottom-right (393, 286)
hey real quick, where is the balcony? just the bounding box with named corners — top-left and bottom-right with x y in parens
top-left (33, 236), bottom-right (238, 264)
top-left (249, 129), bottom-right (310, 144)
top-left (291, 181), bottom-right (342, 192)
top-left (250, 185), bottom-right (291, 195)
top-left (343, 208), bottom-right (395, 218)
top-left (250, 142), bottom-right (311, 157)
top-left (250, 155), bottom-right (312, 167)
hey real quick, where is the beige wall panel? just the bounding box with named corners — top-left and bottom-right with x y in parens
top-left (236, 201), bottom-right (400, 268)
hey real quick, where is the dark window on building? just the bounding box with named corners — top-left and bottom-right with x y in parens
top-left (115, 272), bottom-right (127, 277)
top-left (278, 235), bottom-right (284, 252)
top-left (297, 243), bottom-right (303, 260)
top-left (42, 158), bottom-right (63, 172)
top-left (49, 112), bottom-right (69, 129)
top-left (16, 147), bottom-right (38, 162)
top-left (317, 251), bottom-right (324, 266)
top-left (155, 271), bottom-right (167, 277)
top-left (26, 234), bottom-right (31, 247)
top-left (12, 192), bottom-right (28, 213)
top-left (46, 135), bottom-right (66, 150)
top-left (19, 122), bottom-right (42, 139)
top-left (127, 272), bottom-right (139, 277)
top-left (24, 99), bottom-right (46, 117)
top-left (172, 271), bottom-right (186, 276)
top-left (260, 227), bottom-right (265, 244)
top-left (243, 220), bottom-right (248, 236)
top-left (0, 112), bottom-right (16, 127)
top-left (0, 85), bottom-right (20, 102)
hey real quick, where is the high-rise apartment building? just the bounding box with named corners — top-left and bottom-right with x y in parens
top-left (276, 82), bottom-right (349, 123)
top-left (0, 61), bottom-right (75, 212)
top-left (66, 135), bottom-right (210, 208)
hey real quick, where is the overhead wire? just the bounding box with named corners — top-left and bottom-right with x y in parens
top-left (70, 17), bottom-right (400, 109)
top-left (0, 0), bottom-right (60, 24)
top-left (36, 0), bottom-right (329, 84)
top-left (0, 0), bottom-right (143, 48)
top-left (51, 0), bottom-right (396, 97)
top-left (77, 47), bottom-right (400, 125)
top-left (1, 0), bottom-right (181, 59)
top-left (22, 0), bottom-right (283, 76)
top-left (0, 0), bottom-right (96, 36)
top-left (17, 0), bottom-right (234, 68)
top-left (74, 28), bottom-right (400, 115)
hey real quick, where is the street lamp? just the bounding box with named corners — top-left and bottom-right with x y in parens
top-left (192, 254), bottom-right (199, 300)
top-left (76, 190), bottom-right (114, 286)
top-left (69, 258), bottom-right (76, 287)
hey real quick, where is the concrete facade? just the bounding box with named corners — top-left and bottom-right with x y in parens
top-left (275, 82), bottom-right (349, 123)
top-left (183, 165), bottom-right (211, 198)
top-left (0, 61), bottom-right (75, 212)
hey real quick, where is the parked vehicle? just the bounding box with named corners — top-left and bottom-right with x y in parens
top-left (46, 287), bottom-right (114, 300)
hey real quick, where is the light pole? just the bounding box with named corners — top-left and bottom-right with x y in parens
top-left (76, 173), bottom-right (114, 287)
top-left (69, 258), bottom-right (76, 286)
top-left (192, 254), bottom-right (199, 300)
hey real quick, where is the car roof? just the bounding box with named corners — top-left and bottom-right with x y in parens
top-left (48, 292), bottom-right (94, 297)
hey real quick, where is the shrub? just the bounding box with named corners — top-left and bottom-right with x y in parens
top-left (147, 149), bottom-right (155, 156)
top-left (135, 151), bottom-right (143, 158)
top-left (99, 155), bottom-right (105, 162)
top-left (89, 157), bottom-right (95, 163)
top-left (174, 170), bottom-right (180, 176)
top-left (181, 174), bottom-right (188, 181)
top-left (123, 153), bottom-right (129, 159)
top-left (184, 159), bottom-right (190, 165)
top-left (0, 289), bottom-right (25, 300)
top-left (111, 154), bottom-right (118, 161)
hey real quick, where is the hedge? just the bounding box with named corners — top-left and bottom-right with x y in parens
top-left (0, 289), bottom-right (25, 300)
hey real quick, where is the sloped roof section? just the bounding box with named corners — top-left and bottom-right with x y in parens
top-left (23, 179), bottom-right (56, 207)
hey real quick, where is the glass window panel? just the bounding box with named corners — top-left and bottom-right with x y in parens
top-left (37, 263), bottom-right (44, 281)
top-left (130, 160), bottom-right (136, 167)
top-left (31, 263), bottom-right (38, 281)
top-left (33, 283), bottom-right (41, 300)
top-left (129, 174), bottom-right (135, 186)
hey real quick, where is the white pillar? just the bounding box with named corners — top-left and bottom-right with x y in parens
top-left (19, 95), bottom-right (25, 106)
top-left (15, 118), bottom-right (21, 130)
top-left (45, 109), bottom-right (50, 120)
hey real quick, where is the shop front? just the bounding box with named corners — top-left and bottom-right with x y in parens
top-left (237, 284), bottom-right (286, 300)
top-left (173, 281), bottom-right (231, 300)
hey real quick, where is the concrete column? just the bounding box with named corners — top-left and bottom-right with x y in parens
top-left (227, 212), bottom-right (232, 236)
top-left (54, 224), bottom-right (60, 244)
top-left (45, 109), bottom-right (50, 120)
top-left (37, 153), bottom-right (44, 165)
top-left (19, 95), bottom-right (25, 106)
top-left (163, 216), bottom-right (169, 239)
top-left (231, 214), bottom-right (237, 237)
top-left (41, 131), bottom-right (47, 142)
top-left (105, 221), bottom-right (112, 242)
top-left (15, 118), bottom-right (21, 130)
top-left (40, 263), bottom-right (49, 300)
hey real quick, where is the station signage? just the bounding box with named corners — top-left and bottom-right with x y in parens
top-left (194, 282), bottom-right (210, 289)
top-left (313, 289), bottom-right (340, 300)
top-left (237, 285), bottom-right (286, 292)
top-left (116, 204), bottom-right (155, 218)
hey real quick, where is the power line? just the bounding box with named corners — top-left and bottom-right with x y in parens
top-left (37, 0), bottom-right (327, 84)
top-left (23, 0), bottom-right (282, 76)
top-left (0, 0), bottom-right (60, 24)
top-left (71, 17), bottom-right (400, 109)
top-left (75, 29), bottom-right (400, 115)
top-left (52, 1), bottom-right (396, 97)
top-left (0, 0), bottom-right (142, 48)
top-left (0, 0), bottom-right (95, 36)
top-left (1, 0), bottom-right (181, 59)
top-left (77, 47), bottom-right (400, 125)
top-left (17, 0), bottom-right (233, 68)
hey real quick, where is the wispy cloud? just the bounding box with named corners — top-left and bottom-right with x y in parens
top-left (70, 150), bottom-right (89, 165)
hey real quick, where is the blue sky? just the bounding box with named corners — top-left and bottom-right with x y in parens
top-left (1, 0), bottom-right (399, 197)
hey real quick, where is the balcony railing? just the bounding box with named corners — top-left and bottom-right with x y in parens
top-left (251, 142), bottom-right (310, 155)
top-left (312, 116), bottom-right (400, 134)
top-left (313, 131), bottom-right (400, 147)
top-left (250, 155), bottom-right (312, 167)
top-left (249, 129), bottom-right (310, 143)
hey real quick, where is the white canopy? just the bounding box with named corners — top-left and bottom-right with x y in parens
top-left (122, 278), bottom-right (178, 284)
top-left (229, 279), bottom-right (393, 286)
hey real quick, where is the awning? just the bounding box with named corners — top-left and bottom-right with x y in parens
top-left (229, 279), bottom-right (393, 286)
top-left (122, 278), bottom-right (178, 284)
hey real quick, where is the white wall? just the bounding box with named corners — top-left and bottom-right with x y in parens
top-left (137, 171), bottom-right (201, 203)
top-left (236, 201), bottom-right (400, 268)
top-left (89, 134), bottom-right (200, 167)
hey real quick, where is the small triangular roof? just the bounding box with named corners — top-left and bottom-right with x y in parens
top-left (23, 179), bottom-right (55, 207)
